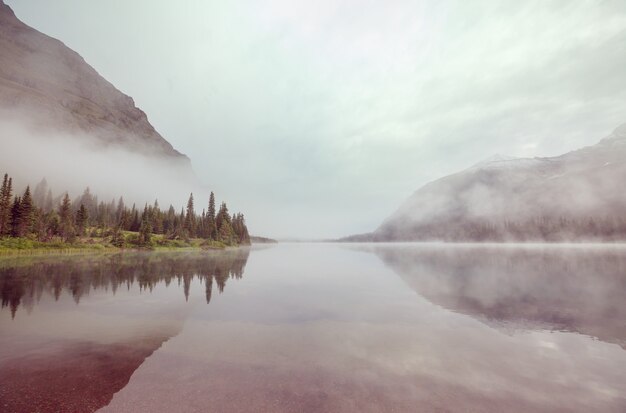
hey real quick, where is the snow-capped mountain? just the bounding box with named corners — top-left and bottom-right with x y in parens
top-left (350, 124), bottom-right (626, 241)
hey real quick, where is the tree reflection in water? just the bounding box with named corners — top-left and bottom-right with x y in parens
top-left (0, 249), bottom-right (250, 413)
top-left (0, 249), bottom-right (250, 318)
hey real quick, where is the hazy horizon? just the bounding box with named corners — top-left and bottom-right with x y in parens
top-left (6, 0), bottom-right (626, 239)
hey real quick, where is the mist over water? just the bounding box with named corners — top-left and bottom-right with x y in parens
top-left (1, 244), bottom-right (625, 412)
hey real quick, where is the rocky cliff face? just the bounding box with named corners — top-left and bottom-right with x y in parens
top-left (351, 123), bottom-right (626, 241)
top-left (0, 0), bottom-right (189, 162)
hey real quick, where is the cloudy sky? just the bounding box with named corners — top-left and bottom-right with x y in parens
top-left (7, 0), bottom-right (626, 239)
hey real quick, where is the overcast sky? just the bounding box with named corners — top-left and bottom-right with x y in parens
top-left (7, 0), bottom-right (626, 239)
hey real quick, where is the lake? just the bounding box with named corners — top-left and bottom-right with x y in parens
top-left (1, 243), bottom-right (625, 412)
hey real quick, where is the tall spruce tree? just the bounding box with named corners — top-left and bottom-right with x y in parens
top-left (184, 193), bottom-right (195, 237)
top-left (58, 193), bottom-right (74, 240)
top-left (10, 186), bottom-right (35, 238)
top-left (10, 196), bottom-right (21, 237)
top-left (139, 207), bottom-right (152, 245)
top-left (0, 173), bottom-right (12, 236)
top-left (207, 192), bottom-right (217, 240)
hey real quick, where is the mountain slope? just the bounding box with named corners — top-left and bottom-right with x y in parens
top-left (352, 124), bottom-right (626, 241)
top-left (0, 0), bottom-right (188, 162)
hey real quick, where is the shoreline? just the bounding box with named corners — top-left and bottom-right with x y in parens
top-left (0, 239), bottom-right (248, 258)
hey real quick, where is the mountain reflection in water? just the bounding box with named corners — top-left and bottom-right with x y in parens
top-left (366, 244), bottom-right (626, 349)
top-left (0, 249), bottom-right (250, 413)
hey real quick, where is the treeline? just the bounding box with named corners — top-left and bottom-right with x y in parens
top-left (369, 216), bottom-right (626, 242)
top-left (0, 172), bottom-right (250, 246)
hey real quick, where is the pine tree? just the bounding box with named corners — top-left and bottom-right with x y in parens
top-left (58, 193), bottom-right (74, 240)
top-left (216, 202), bottom-right (234, 244)
top-left (11, 186), bottom-right (35, 237)
top-left (232, 213), bottom-right (251, 245)
top-left (0, 173), bottom-right (12, 236)
top-left (164, 205), bottom-right (176, 236)
top-left (10, 196), bottom-right (21, 237)
top-left (207, 192), bottom-right (217, 240)
top-left (139, 209), bottom-right (152, 246)
top-left (75, 204), bottom-right (88, 236)
top-left (130, 205), bottom-right (140, 232)
top-left (152, 199), bottom-right (164, 234)
top-left (178, 208), bottom-right (187, 240)
top-left (198, 209), bottom-right (207, 238)
top-left (184, 193), bottom-right (196, 237)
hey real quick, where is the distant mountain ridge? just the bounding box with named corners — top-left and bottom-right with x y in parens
top-left (345, 123), bottom-right (626, 242)
top-left (0, 0), bottom-right (189, 162)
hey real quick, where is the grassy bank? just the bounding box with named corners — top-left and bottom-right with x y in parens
top-left (0, 232), bottom-right (236, 256)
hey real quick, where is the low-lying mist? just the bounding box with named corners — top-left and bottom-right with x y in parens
top-left (0, 119), bottom-right (216, 212)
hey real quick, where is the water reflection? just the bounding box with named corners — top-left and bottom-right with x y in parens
top-left (0, 249), bottom-right (250, 318)
top-left (367, 244), bottom-right (626, 349)
top-left (1, 244), bottom-right (626, 412)
top-left (0, 249), bottom-right (249, 413)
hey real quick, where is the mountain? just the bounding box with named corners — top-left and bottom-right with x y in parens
top-left (347, 124), bottom-right (626, 241)
top-left (0, 0), bottom-right (189, 162)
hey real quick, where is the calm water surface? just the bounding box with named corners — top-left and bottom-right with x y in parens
top-left (1, 243), bottom-right (625, 412)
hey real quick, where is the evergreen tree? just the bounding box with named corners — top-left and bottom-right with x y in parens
top-left (232, 213), bottom-right (251, 245)
top-left (130, 205), bottom-right (140, 232)
top-left (0, 173), bottom-right (12, 236)
top-left (139, 208), bottom-right (152, 245)
top-left (216, 202), bottom-right (234, 244)
top-left (75, 204), bottom-right (88, 236)
top-left (184, 193), bottom-right (196, 237)
top-left (10, 196), bottom-right (21, 237)
top-left (198, 209), bottom-right (207, 238)
top-left (21, 186), bottom-right (34, 234)
top-left (164, 205), bottom-right (176, 236)
top-left (152, 199), bottom-right (164, 234)
top-left (178, 208), bottom-right (187, 240)
top-left (11, 186), bottom-right (35, 237)
top-left (0, 175), bottom-right (253, 245)
top-left (207, 192), bottom-right (217, 240)
top-left (58, 193), bottom-right (74, 240)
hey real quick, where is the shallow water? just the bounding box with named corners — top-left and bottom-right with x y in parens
top-left (1, 244), bottom-right (625, 412)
